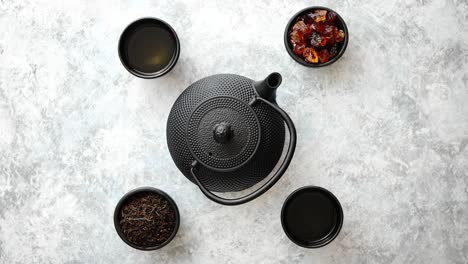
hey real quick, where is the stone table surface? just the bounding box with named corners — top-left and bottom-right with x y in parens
top-left (1, 0), bottom-right (467, 263)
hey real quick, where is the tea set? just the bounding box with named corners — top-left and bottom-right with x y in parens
top-left (114, 6), bottom-right (347, 250)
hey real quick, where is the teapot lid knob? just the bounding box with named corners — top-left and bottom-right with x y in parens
top-left (213, 122), bottom-right (233, 144)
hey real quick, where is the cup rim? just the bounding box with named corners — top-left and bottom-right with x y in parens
top-left (284, 6), bottom-right (349, 67)
top-left (118, 17), bottom-right (180, 79)
top-left (113, 187), bottom-right (180, 250)
top-left (281, 186), bottom-right (344, 248)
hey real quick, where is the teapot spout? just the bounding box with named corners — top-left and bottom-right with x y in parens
top-left (253, 72), bottom-right (282, 102)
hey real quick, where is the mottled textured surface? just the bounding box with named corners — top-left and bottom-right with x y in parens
top-left (0, 0), bottom-right (467, 263)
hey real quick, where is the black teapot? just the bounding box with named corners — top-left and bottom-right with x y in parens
top-left (166, 73), bottom-right (296, 205)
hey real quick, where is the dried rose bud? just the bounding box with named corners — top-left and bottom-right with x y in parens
top-left (335, 29), bottom-right (345, 42)
top-left (292, 21), bottom-right (309, 34)
top-left (318, 49), bottom-right (330, 63)
top-left (289, 30), bottom-right (303, 44)
top-left (329, 43), bottom-right (339, 57)
top-left (293, 43), bottom-right (306, 55)
top-left (308, 32), bottom-right (322, 48)
top-left (303, 47), bottom-right (319, 63)
top-left (326, 11), bottom-right (337, 23)
top-left (313, 10), bottom-right (327, 23)
top-left (323, 25), bottom-right (338, 39)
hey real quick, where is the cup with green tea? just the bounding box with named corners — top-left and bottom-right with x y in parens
top-left (118, 17), bottom-right (180, 78)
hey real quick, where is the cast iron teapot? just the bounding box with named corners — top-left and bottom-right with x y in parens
top-left (166, 73), bottom-right (296, 205)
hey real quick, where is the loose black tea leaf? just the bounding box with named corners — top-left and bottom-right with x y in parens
top-left (119, 192), bottom-right (176, 248)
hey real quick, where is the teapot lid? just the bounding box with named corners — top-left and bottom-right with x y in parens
top-left (186, 96), bottom-right (261, 172)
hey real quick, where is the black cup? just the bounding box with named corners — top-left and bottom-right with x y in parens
top-left (281, 186), bottom-right (343, 248)
top-left (118, 18), bottom-right (180, 78)
top-left (284, 6), bottom-right (348, 67)
top-left (114, 187), bottom-right (180, 250)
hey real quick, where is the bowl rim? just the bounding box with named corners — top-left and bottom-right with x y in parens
top-left (281, 185), bottom-right (344, 248)
top-left (118, 17), bottom-right (180, 79)
top-left (283, 6), bottom-right (348, 67)
top-left (113, 187), bottom-right (180, 250)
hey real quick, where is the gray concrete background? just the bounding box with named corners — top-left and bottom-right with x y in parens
top-left (0, 0), bottom-right (467, 263)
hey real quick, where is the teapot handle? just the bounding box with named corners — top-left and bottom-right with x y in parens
top-left (190, 96), bottom-right (297, 206)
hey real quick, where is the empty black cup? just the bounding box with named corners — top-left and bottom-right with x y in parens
top-left (281, 186), bottom-right (343, 248)
top-left (118, 18), bottom-right (180, 78)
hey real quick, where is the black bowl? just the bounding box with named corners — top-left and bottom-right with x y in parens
top-left (281, 186), bottom-right (343, 248)
top-left (284, 7), bottom-right (348, 67)
top-left (118, 17), bottom-right (180, 78)
top-left (113, 187), bottom-right (180, 250)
